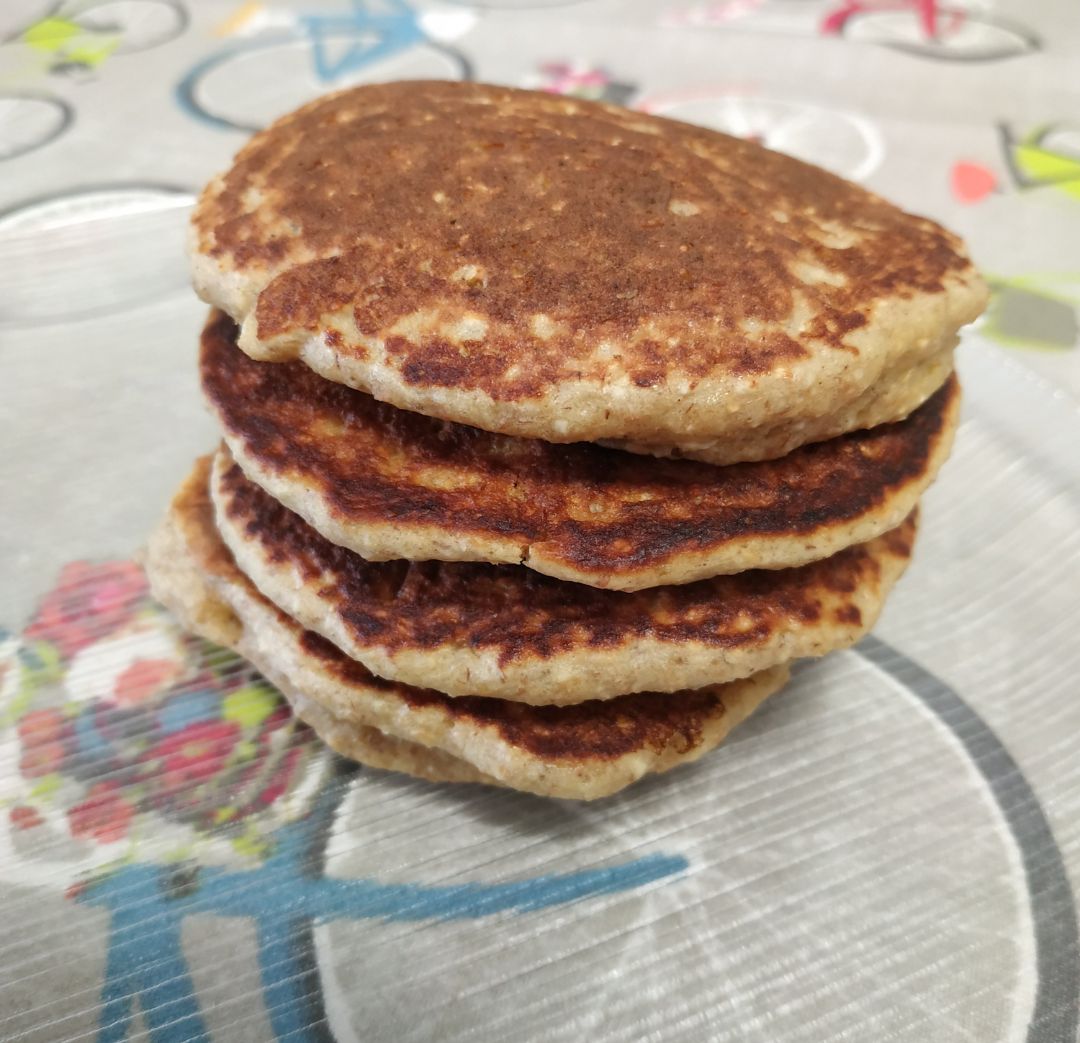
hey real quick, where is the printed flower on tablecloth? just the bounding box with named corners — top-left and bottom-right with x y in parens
top-left (9, 805), bottom-right (44, 831)
top-left (68, 782), bottom-right (136, 844)
top-left (24, 561), bottom-right (146, 661)
top-left (523, 62), bottom-right (637, 106)
top-left (17, 708), bottom-right (68, 778)
top-left (143, 720), bottom-right (241, 813)
top-left (0, 561), bottom-right (333, 885)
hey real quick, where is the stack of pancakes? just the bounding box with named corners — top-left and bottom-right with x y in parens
top-left (145, 82), bottom-right (986, 800)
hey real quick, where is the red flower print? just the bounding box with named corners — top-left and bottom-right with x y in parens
top-left (114, 658), bottom-right (180, 706)
top-left (20, 741), bottom-right (66, 778)
top-left (258, 703), bottom-right (292, 737)
top-left (144, 720), bottom-right (241, 801)
top-left (538, 62), bottom-right (611, 95)
top-left (68, 782), bottom-right (135, 843)
top-left (25, 562), bottom-right (147, 660)
top-left (9, 805), bottom-right (44, 830)
top-left (254, 745), bottom-right (304, 808)
top-left (17, 708), bottom-right (68, 778)
top-left (17, 708), bottom-right (65, 746)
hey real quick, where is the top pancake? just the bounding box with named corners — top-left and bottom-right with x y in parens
top-left (189, 81), bottom-right (987, 461)
top-left (201, 310), bottom-right (959, 590)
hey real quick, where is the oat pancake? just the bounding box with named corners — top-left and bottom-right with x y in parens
top-left (189, 81), bottom-right (986, 463)
top-left (286, 701), bottom-right (502, 790)
top-left (202, 310), bottom-right (957, 590)
top-left (144, 457), bottom-right (789, 799)
top-left (608, 348), bottom-right (956, 465)
top-left (210, 446), bottom-right (915, 704)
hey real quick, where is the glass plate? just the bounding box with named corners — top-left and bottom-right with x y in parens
top-left (1, 336), bottom-right (1077, 1043)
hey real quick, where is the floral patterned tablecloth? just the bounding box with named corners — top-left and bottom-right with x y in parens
top-left (1, 3), bottom-right (1079, 1041)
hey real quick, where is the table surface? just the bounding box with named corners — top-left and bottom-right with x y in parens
top-left (1, 2), bottom-right (1079, 1041)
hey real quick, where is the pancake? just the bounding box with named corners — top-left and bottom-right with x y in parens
top-left (189, 81), bottom-right (986, 463)
top-left (210, 446), bottom-right (916, 704)
top-left (143, 457), bottom-right (789, 800)
top-left (286, 699), bottom-right (501, 790)
top-left (608, 347), bottom-right (956, 465)
top-left (201, 309), bottom-right (958, 590)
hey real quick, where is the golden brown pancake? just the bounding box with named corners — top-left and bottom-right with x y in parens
top-left (189, 82), bottom-right (986, 463)
top-left (201, 309), bottom-right (958, 590)
top-left (283, 703), bottom-right (502, 790)
top-left (143, 457), bottom-right (789, 799)
top-left (210, 446), bottom-right (916, 704)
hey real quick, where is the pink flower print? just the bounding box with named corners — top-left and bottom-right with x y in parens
top-left (25, 562), bottom-right (147, 661)
top-left (67, 782), bottom-right (135, 843)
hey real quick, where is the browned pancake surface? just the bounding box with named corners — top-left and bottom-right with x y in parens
top-left (191, 82), bottom-right (986, 458)
top-left (196, 83), bottom-right (971, 394)
top-left (171, 456), bottom-right (766, 764)
top-left (202, 310), bottom-right (954, 588)
top-left (301, 629), bottom-right (722, 761)
top-left (216, 449), bottom-right (915, 669)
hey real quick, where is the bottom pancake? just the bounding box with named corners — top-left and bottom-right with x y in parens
top-left (283, 691), bottom-right (505, 789)
top-left (142, 456), bottom-right (790, 800)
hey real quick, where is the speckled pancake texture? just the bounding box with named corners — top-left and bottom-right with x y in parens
top-left (209, 446), bottom-right (916, 704)
top-left (189, 81), bottom-right (986, 462)
top-left (201, 309), bottom-right (958, 590)
top-left (143, 457), bottom-right (789, 799)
